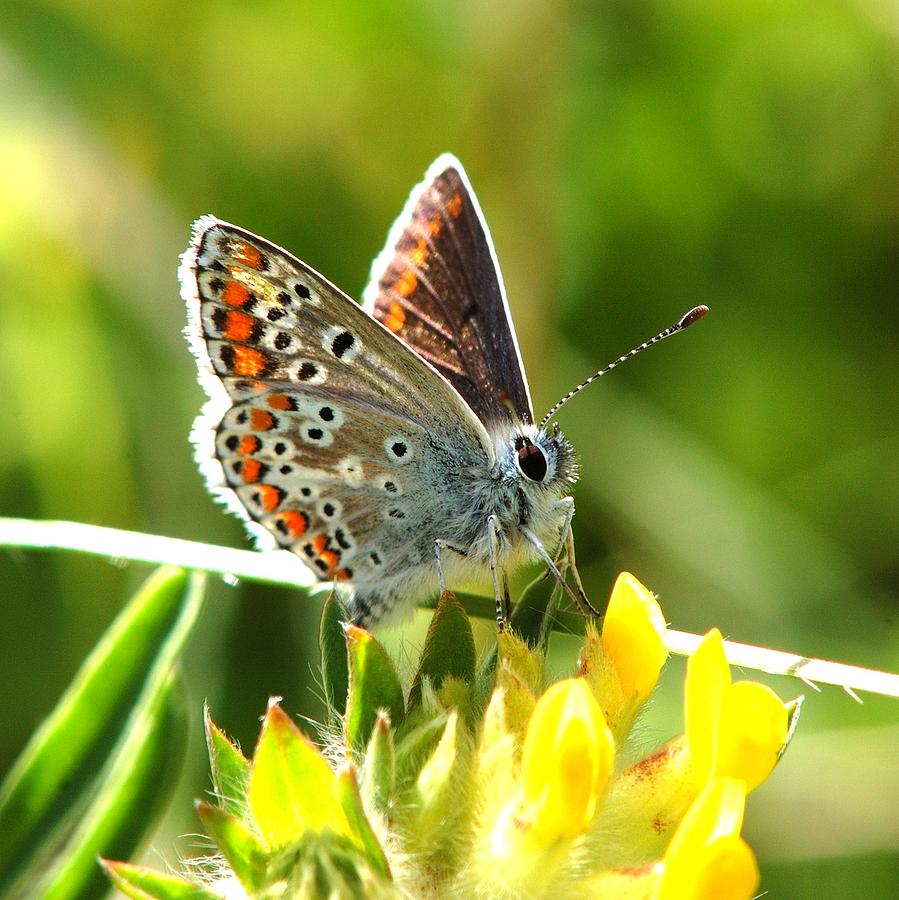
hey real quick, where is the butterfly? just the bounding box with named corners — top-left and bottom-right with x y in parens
top-left (180, 155), bottom-right (706, 627)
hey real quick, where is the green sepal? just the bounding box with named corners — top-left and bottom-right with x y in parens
top-left (497, 630), bottom-right (544, 697)
top-left (362, 711), bottom-right (396, 818)
top-left (492, 631), bottom-right (544, 740)
top-left (407, 592), bottom-right (476, 712)
top-left (248, 700), bottom-right (349, 848)
top-left (320, 592), bottom-right (349, 718)
top-left (344, 625), bottom-right (405, 750)
top-left (473, 575), bottom-right (559, 710)
top-left (204, 704), bottom-right (250, 817)
top-left (0, 567), bottom-right (204, 897)
top-left (393, 711), bottom-right (449, 789)
top-left (779, 695), bottom-right (804, 762)
top-left (100, 859), bottom-right (218, 900)
top-left (196, 801), bottom-right (268, 892)
top-left (337, 764), bottom-right (392, 880)
top-left (280, 832), bottom-right (399, 899)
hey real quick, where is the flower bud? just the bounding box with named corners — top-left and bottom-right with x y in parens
top-left (601, 572), bottom-right (668, 706)
top-left (521, 678), bottom-right (615, 843)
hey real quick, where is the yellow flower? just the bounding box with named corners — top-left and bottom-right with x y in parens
top-left (685, 629), bottom-right (789, 790)
top-left (601, 571), bottom-right (669, 706)
top-left (520, 677), bottom-right (615, 843)
top-left (654, 777), bottom-right (759, 900)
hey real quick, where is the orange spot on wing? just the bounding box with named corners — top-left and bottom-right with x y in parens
top-left (257, 485), bottom-right (282, 512)
top-left (222, 282), bottom-right (250, 306)
top-left (240, 434), bottom-right (261, 455)
top-left (267, 394), bottom-right (294, 410)
top-left (224, 311), bottom-right (255, 342)
top-left (241, 459), bottom-right (262, 483)
top-left (447, 193), bottom-right (463, 219)
top-left (234, 242), bottom-right (263, 269)
top-left (232, 346), bottom-right (268, 377)
top-left (409, 237), bottom-right (428, 268)
top-left (250, 408), bottom-right (276, 431)
top-left (395, 270), bottom-right (417, 297)
top-left (335, 568), bottom-right (352, 581)
top-left (384, 301), bottom-right (406, 333)
top-left (427, 218), bottom-right (442, 237)
top-left (282, 510), bottom-right (309, 537)
top-left (312, 534), bottom-right (328, 554)
top-left (319, 550), bottom-right (339, 574)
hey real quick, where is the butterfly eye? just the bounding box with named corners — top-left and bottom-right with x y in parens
top-left (515, 437), bottom-right (548, 483)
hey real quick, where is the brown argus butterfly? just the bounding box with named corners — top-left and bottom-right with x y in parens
top-left (180, 156), bottom-right (706, 627)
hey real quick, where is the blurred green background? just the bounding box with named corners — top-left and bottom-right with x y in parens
top-left (1, 0), bottom-right (897, 895)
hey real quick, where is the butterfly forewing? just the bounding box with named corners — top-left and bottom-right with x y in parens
top-left (181, 217), bottom-right (493, 590)
top-left (363, 154), bottom-right (534, 427)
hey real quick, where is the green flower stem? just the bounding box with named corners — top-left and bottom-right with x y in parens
top-left (3, 517), bottom-right (898, 699)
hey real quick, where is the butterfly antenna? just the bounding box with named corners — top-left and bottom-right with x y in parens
top-left (539, 305), bottom-right (709, 430)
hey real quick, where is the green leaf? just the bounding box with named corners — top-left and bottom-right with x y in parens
top-left (41, 671), bottom-right (188, 898)
top-left (100, 860), bottom-right (218, 900)
top-left (509, 571), bottom-right (559, 647)
top-left (344, 625), bottom-right (405, 750)
top-left (196, 801), bottom-right (268, 892)
top-left (336, 765), bottom-right (391, 879)
top-left (407, 592), bottom-right (475, 711)
top-left (320, 592), bottom-right (349, 718)
top-left (204, 704), bottom-right (250, 817)
top-left (362, 712), bottom-right (396, 818)
top-left (0, 567), bottom-right (205, 896)
top-left (248, 701), bottom-right (349, 848)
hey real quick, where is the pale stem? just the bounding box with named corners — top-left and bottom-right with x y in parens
top-left (2, 517), bottom-right (897, 700)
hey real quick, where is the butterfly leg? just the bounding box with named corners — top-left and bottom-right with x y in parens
top-left (553, 496), bottom-right (576, 567)
top-left (520, 525), bottom-right (601, 618)
top-left (434, 539), bottom-right (469, 595)
top-left (552, 496), bottom-right (597, 617)
top-left (487, 515), bottom-right (507, 631)
top-left (562, 512), bottom-right (592, 612)
top-left (502, 572), bottom-right (513, 622)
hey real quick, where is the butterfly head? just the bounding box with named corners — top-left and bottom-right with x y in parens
top-left (508, 423), bottom-right (578, 495)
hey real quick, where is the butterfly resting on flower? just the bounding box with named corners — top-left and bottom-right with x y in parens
top-left (180, 156), bottom-right (705, 627)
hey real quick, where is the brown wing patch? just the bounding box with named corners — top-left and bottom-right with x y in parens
top-left (364, 158), bottom-right (533, 424)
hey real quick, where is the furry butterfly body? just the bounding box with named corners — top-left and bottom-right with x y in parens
top-left (180, 155), bottom-right (577, 626)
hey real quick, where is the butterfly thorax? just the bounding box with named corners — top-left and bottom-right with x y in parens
top-left (403, 422), bottom-right (577, 576)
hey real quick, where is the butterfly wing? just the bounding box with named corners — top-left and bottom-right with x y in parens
top-left (362, 154), bottom-right (534, 426)
top-left (180, 217), bottom-right (494, 610)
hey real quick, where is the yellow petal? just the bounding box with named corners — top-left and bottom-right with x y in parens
top-left (684, 629), bottom-right (730, 786)
top-left (691, 835), bottom-right (760, 900)
top-left (664, 777), bottom-right (745, 864)
top-left (601, 572), bottom-right (669, 705)
top-left (521, 678), bottom-right (615, 842)
top-left (655, 777), bottom-right (753, 900)
top-left (716, 680), bottom-right (789, 791)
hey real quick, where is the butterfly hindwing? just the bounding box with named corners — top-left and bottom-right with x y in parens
top-left (363, 154), bottom-right (534, 427)
top-left (180, 216), bottom-right (493, 592)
